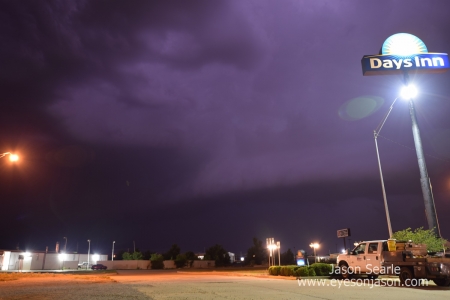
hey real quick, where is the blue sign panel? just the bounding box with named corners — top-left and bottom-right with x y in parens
top-left (361, 33), bottom-right (449, 76)
top-left (362, 53), bottom-right (449, 76)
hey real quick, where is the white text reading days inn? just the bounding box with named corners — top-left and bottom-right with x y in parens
top-left (370, 57), bottom-right (445, 69)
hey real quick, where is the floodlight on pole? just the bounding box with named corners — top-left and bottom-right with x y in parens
top-left (403, 76), bottom-right (440, 237)
top-left (401, 84), bottom-right (418, 100)
top-left (309, 243), bottom-right (319, 263)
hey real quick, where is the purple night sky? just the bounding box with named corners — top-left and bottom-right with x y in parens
top-left (1, 0), bottom-right (450, 256)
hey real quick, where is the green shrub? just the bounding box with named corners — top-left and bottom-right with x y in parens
top-left (308, 268), bottom-right (316, 276)
top-left (150, 254), bottom-right (164, 269)
top-left (268, 266), bottom-right (280, 276)
top-left (310, 263), bottom-right (332, 276)
top-left (297, 266), bottom-right (310, 277)
top-left (272, 266), bottom-right (281, 276)
top-left (175, 254), bottom-right (187, 268)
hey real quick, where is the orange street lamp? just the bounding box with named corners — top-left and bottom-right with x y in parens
top-left (1, 152), bottom-right (19, 162)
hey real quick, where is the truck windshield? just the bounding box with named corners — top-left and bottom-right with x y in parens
top-left (353, 243), bottom-right (366, 254)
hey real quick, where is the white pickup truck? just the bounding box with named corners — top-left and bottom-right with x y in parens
top-left (336, 240), bottom-right (450, 286)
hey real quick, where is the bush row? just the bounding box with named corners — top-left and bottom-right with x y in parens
top-left (268, 263), bottom-right (332, 277)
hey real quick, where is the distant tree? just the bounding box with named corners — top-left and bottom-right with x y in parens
top-left (142, 250), bottom-right (154, 260)
top-left (205, 244), bottom-right (230, 267)
top-left (280, 248), bottom-right (296, 265)
top-left (132, 251), bottom-right (143, 260)
top-left (174, 254), bottom-right (188, 268)
top-left (392, 227), bottom-right (447, 252)
top-left (185, 251), bottom-right (198, 261)
top-left (122, 251), bottom-right (143, 260)
top-left (150, 254), bottom-right (164, 269)
top-left (115, 250), bottom-right (126, 260)
top-left (164, 244), bottom-right (181, 260)
top-left (245, 238), bottom-right (267, 266)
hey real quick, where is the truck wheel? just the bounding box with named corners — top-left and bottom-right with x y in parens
top-left (433, 278), bottom-right (450, 287)
top-left (339, 262), bottom-right (352, 279)
top-left (399, 267), bottom-right (414, 286)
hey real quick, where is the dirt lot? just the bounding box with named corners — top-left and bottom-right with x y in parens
top-left (0, 272), bottom-right (148, 299)
top-left (1, 270), bottom-right (449, 300)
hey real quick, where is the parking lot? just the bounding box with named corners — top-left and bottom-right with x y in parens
top-left (1, 270), bottom-right (449, 299)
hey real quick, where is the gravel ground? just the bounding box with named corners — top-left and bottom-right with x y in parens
top-left (0, 275), bottom-right (151, 300)
top-left (1, 271), bottom-right (449, 299)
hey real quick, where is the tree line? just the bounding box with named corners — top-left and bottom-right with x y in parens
top-left (114, 237), bottom-right (297, 267)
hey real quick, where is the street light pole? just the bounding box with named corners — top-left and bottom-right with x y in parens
top-left (309, 243), bottom-right (319, 263)
top-left (374, 134), bottom-right (393, 238)
top-left (373, 98), bottom-right (398, 238)
top-left (277, 241), bottom-right (280, 266)
top-left (112, 241), bottom-right (115, 261)
top-left (402, 74), bottom-right (441, 238)
top-left (63, 237), bottom-right (67, 253)
top-left (87, 239), bottom-right (91, 269)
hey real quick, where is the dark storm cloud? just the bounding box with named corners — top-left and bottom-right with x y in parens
top-left (2, 0), bottom-right (450, 253)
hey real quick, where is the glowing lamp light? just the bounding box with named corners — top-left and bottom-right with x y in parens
top-left (382, 33), bottom-right (428, 56)
top-left (341, 249), bottom-right (346, 254)
top-left (92, 254), bottom-right (100, 262)
top-left (9, 154), bottom-right (19, 162)
top-left (59, 253), bottom-right (67, 261)
top-left (240, 257), bottom-right (245, 262)
top-left (401, 85), bottom-right (418, 100)
top-left (309, 243), bottom-right (319, 249)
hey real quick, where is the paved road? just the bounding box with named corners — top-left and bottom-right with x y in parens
top-left (1, 270), bottom-right (449, 299)
top-left (113, 270), bottom-right (450, 300)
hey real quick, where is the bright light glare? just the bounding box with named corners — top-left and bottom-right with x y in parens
top-left (341, 249), bottom-right (346, 254)
top-left (240, 257), bottom-right (245, 262)
top-left (9, 154), bottom-right (19, 162)
top-left (59, 253), bottom-right (67, 261)
top-left (309, 243), bottom-right (319, 249)
top-left (389, 36), bottom-right (422, 56)
top-left (401, 85), bottom-right (418, 100)
top-left (92, 254), bottom-right (100, 261)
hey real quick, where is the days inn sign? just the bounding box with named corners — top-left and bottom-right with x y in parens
top-left (361, 33), bottom-right (449, 76)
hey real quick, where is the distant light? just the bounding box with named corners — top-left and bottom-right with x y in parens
top-left (92, 254), bottom-right (99, 262)
top-left (401, 85), bottom-right (418, 100)
top-left (297, 259), bottom-right (305, 266)
top-left (341, 249), bottom-right (346, 254)
top-left (268, 244), bottom-right (277, 250)
top-left (9, 154), bottom-right (19, 162)
top-left (59, 253), bottom-right (67, 261)
top-left (309, 243), bottom-right (319, 249)
top-left (23, 252), bottom-right (31, 257)
top-left (240, 257), bottom-right (244, 262)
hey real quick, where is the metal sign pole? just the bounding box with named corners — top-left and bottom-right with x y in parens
top-left (404, 73), bottom-right (441, 237)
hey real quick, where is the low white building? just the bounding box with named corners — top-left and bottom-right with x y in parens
top-left (0, 250), bottom-right (107, 271)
